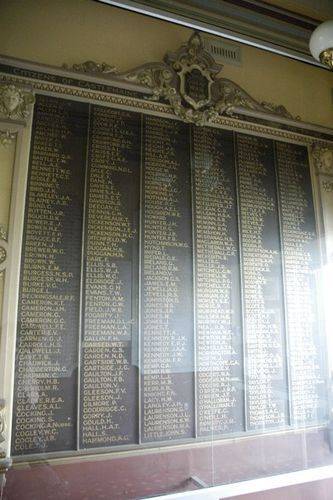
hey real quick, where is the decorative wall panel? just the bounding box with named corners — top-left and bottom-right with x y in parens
top-left (11, 94), bottom-right (327, 456)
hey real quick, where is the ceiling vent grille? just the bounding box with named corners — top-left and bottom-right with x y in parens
top-left (202, 35), bottom-right (242, 66)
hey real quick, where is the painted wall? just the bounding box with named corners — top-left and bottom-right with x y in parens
top-left (0, 0), bottom-right (332, 128)
top-left (263, 0), bottom-right (333, 21)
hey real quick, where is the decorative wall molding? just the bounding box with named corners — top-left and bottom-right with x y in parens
top-left (0, 84), bottom-right (35, 121)
top-left (0, 401), bottom-right (5, 451)
top-left (0, 70), bottom-right (331, 147)
top-left (0, 400), bottom-right (11, 476)
top-left (312, 143), bottom-right (333, 176)
top-left (63, 61), bottom-right (117, 74)
top-left (0, 225), bottom-right (7, 241)
top-left (0, 225), bottom-right (8, 273)
top-left (63, 32), bottom-right (299, 126)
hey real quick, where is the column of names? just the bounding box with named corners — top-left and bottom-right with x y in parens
top-left (12, 95), bottom-right (88, 454)
top-left (141, 115), bottom-right (194, 442)
top-left (80, 106), bottom-right (140, 448)
top-left (193, 127), bottom-right (244, 436)
top-left (275, 141), bottom-right (327, 424)
top-left (237, 134), bottom-right (288, 430)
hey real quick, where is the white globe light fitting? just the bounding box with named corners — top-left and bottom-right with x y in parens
top-left (309, 20), bottom-right (333, 69)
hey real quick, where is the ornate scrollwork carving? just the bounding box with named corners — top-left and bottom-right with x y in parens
top-left (312, 143), bottom-right (333, 175)
top-left (63, 60), bottom-right (117, 74)
top-left (63, 32), bottom-right (298, 125)
top-left (165, 31), bottom-right (221, 111)
top-left (260, 101), bottom-right (299, 120)
top-left (122, 62), bottom-right (177, 100)
top-left (0, 84), bottom-right (35, 121)
top-left (0, 130), bottom-right (16, 147)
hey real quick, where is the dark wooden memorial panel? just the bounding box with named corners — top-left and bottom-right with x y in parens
top-left (236, 134), bottom-right (289, 431)
top-left (141, 115), bottom-right (194, 442)
top-left (275, 141), bottom-right (328, 425)
top-left (80, 106), bottom-right (141, 448)
top-left (11, 94), bottom-right (328, 457)
top-left (192, 127), bottom-right (244, 436)
top-left (12, 95), bottom-right (89, 454)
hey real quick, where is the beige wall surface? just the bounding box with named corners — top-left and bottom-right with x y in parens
top-left (263, 0), bottom-right (333, 21)
top-left (0, 0), bottom-right (332, 126)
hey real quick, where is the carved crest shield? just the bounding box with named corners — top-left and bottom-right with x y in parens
top-left (165, 32), bottom-right (220, 113)
top-left (180, 65), bottom-right (213, 110)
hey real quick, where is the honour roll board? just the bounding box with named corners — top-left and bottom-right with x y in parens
top-left (12, 94), bottom-right (328, 456)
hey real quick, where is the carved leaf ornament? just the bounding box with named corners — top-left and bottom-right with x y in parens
top-left (64, 32), bottom-right (298, 126)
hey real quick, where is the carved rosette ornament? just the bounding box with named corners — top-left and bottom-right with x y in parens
top-left (63, 32), bottom-right (298, 126)
top-left (0, 84), bottom-right (35, 121)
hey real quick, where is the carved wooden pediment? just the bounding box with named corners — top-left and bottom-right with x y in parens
top-left (63, 32), bottom-right (298, 126)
